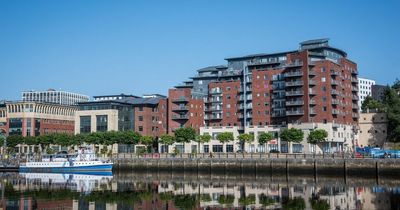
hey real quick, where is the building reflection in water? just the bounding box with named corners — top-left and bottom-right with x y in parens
top-left (0, 172), bottom-right (399, 210)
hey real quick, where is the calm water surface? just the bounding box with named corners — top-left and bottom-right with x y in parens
top-left (0, 172), bottom-right (400, 210)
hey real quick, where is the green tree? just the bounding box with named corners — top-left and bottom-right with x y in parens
top-left (194, 134), bottom-right (211, 153)
top-left (383, 84), bottom-right (400, 143)
top-left (280, 128), bottom-right (304, 153)
top-left (121, 131), bottom-right (141, 145)
top-left (71, 133), bottom-right (86, 147)
top-left (238, 194), bottom-right (256, 206)
top-left (309, 196), bottom-right (330, 210)
top-left (216, 132), bottom-right (234, 153)
top-left (283, 197), bottom-right (305, 210)
top-left (361, 95), bottom-right (383, 112)
top-left (307, 129), bottom-right (328, 153)
top-left (53, 133), bottom-right (72, 147)
top-left (238, 133), bottom-right (254, 153)
top-left (174, 127), bottom-right (197, 153)
top-left (258, 132), bottom-right (274, 153)
top-left (259, 193), bottom-right (276, 206)
top-left (140, 136), bottom-right (154, 153)
top-left (159, 134), bottom-right (175, 153)
top-left (36, 134), bottom-right (53, 152)
top-left (173, 194), bottom-right (198, 210)
top-left (6, 135), bottom-right (24, 151)
top-left (218, 195), bottom-right (235, 206)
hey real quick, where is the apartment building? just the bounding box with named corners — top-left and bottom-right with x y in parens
top-left (358, 77), bottom-right (376, 109)
top-left (22, 89), bottom-right (89, 106)
top-left (170, 38), bottom-right (359, 153)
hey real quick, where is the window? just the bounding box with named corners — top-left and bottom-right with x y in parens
top-left (138, 116), bottom-right (143, 121)
top-left (80, 116), bottom-right (91, 134)
top-left (321, 67), bottom-right (326, 72)
top-left (96, 115), bottom-right (108, 132)
top-left (139, 107), bottom-right (143, 111)
top-left (226, 95), bottom-right (231, 99)
top-left (226, 104), bottom-right (231, 108)
top-left (212, 145), bottom-right (223, 153)
top-left (226, 145), bottom-right (234, 152)
top-left (203, 145), bottom-right (209, 153)
top-left (321, 77), bottom-right (326, 82)
top-left (138, 126), bottom-right (143, 132)
top-left (323, 107), bottom-right (327, 111)
top-left (199, 80), bottom-right (203, 85)
top-left (226, 86), bottom-right (231, 91)
top-left (264, 93), bottom-right (269, 97)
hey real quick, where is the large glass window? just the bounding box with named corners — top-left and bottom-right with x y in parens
top-left (96, 115), bottom-right (108, 132)
top-left (9, 118), bottom-right (23, 135)
top-left (34, 119), bottom-right (41, 136)
top-left (203, 145), bottom-right (209, 153)
top-left (292, 144), bottom-right (303, 153)
top-left (212, 145), bottom-right (223, 153)
top-left (80, 116), bottom-right (91, 134)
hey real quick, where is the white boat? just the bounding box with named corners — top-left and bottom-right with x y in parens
top-left (19, 147), bottom-right (113, 173)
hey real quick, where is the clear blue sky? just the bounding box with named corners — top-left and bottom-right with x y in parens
top-left (1, 0), bottom-right (399, 100)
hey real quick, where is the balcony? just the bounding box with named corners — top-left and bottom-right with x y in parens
top-left (285, 61), bottom-right (304, 68)
top-left (286, 110), bottom-right (304, 116)
top-left (310, 108), bottom-right (317, 115)
top-left (308, 80), bottom-right (316, 86)
top-left (331, 80), bottom-right (340, 86)
top-left (286, 90), bottom-right (304, 96)
top-left (352, 86), bottom-right (359, 92)
top-left (309, 90), bottom-right (317, 95)
top-left (239, 113), bottom-right (253, 118)
top-left (172, 106), bottom-right (189, 112)
top-left (239, 104), bottom-right (253, 110)
top-left (284, 71), bottom-right (303, 77)
top-left (205, 106), bottom-right (222, 112)
top-left (351, 69), bottom-right (358, 75)
top-left (172, 115), bottom-right (189, 120)
top-left (331, 90), bottom-right (339, 95)
top-left (308, 70), bottom-right (317, 76)
top-left (330, 70), bottom-right (339, 76)
top-left (309, 99), bottom-right (316, 105)
top-left (172, 97), bottom-right (189, 103)
top-left (352, 95), bottom-right (358, 101)
top-left (332, 109), bottom-right (339, 115)
top-left (286, 100), bottom-right (304, 106)
top-left (271, 94), bottom-right (285, 99)
top-left (332, 123), bottom-right (340, 128)
top-left (285, 81), bottom-right (304, 87)
top-left (353, 113), bottom-right (360, 118)
top-left (210, 89), bottom-right (222, 95)
top-left (272, 104), bottom-right (285, 109)
top-left (352, 104), bottom-right (359, 109)
top-left (272, 112), bottom-right (286, 117)
top-left (351, 78), bottom-right (358, 83)
top-left (332, 99), bottom-right (339, 105)
top-left (247, 59), bottom-right (280, 66)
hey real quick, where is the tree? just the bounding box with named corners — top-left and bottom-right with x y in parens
top-left (174, 127), bottom-right (196, 143)
top-left (238, 133), bottom-right (254, 153)
top-left (361, 95), bottom-right (383, 112)
top-left (258, 132), bottom-right (274, 152)
top-left (36, 134), bottom-right (53, 152)
top-left (307, 129), bottom-right (328, 154)
top-left (283, 197), bottom-right (305, 210)
top-left (280, 128), bottom-right (304, 153)
top-left (159, 134), bottom-right (175, 153)
top-left (383, 84), bottom-right (400, 143)
top-left (6, 135), bottom-right (24, 150)
top-left (53, 133), bottom-right (72, 147)
top-left (174, 127), bottom-right (197, 153)
top-left (216, 132), bottom-right (234, 152)
top-left (194, 134), bottom-right (211, 153)
top-left (140, 136), bottom-right (154, 153)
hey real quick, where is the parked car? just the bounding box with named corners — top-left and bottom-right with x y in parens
top-left (269, 149), bottom-right (280, 153)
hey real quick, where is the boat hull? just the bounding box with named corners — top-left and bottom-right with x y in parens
top-left (19, 163), bottom-right (113, 173)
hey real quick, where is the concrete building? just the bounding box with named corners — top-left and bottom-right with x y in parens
top-left (93, 93), bottom-right (139, 101)
top-left (169, 38), bottom-right (359, 153)
top-left (0, 101), bottom-right (76, 137)
top-left (75, 94), bottom-right (168, 153)
top-left (358, 111), bottom-right (387, 147)
top-left (22, 89), bottom-right (89, 106)
top-left (358, 77), bottom-right (376, 110)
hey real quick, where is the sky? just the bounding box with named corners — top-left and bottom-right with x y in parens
top-left (0, 0), bottom-right (399, 100)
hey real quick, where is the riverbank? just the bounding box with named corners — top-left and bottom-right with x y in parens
top-left (113, 157), bottom-right (400, 179)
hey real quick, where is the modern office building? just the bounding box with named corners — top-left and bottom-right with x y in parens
top-left (22, 89), bottom-right (89, 106)
top-left (358, 77), bottom-right (376, 109)
top-left (168, 38), bottom-right (359, 153)
top-left (0, 101), bottom-right (76, 137)
top-left (371, 84), bottom-right (387, 102)
top-left (75, 94), bottom-right (168, 137)
top-left (93, 93), bottom-right (139, 101)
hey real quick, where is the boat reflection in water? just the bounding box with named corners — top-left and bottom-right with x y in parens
top-left (19, 172), bottom-right (113, 193)
top-left (1, 172), bottom-right (400, 210)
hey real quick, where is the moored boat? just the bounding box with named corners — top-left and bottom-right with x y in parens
top-left (19, 147), bottom-right (113, 173)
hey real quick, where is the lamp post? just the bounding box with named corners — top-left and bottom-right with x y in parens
top-left (0, 129), bottom-right (6, 158)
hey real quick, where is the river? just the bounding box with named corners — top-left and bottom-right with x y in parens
top-left (0, 171), bottom-right (399, 210)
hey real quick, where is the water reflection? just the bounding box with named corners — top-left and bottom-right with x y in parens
top-left (0, 172), bottom-right (399, 210)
